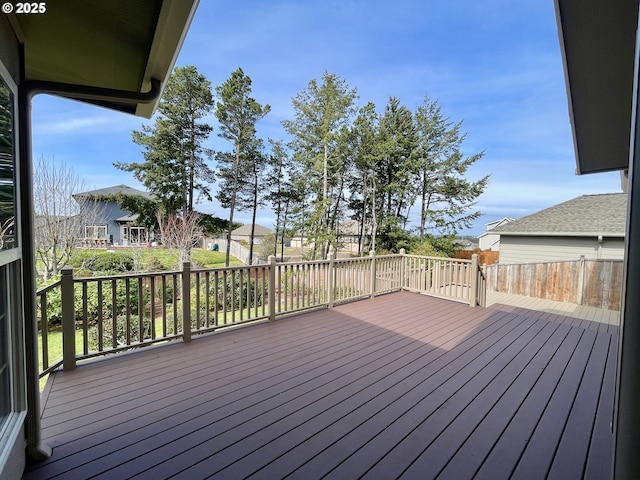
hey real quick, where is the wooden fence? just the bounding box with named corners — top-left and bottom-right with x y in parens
top-left (484, 257), bottom-right (623, 311)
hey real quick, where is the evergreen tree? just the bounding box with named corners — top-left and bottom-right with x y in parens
top-left (214, 68), bottom-right (270, 266)
top-left (115, 66), bottom-right (215, 216)
top-left (414, 96), bottom-right (489, 236)
top-left (282, 72), bottom-right (357, 258)
top-left (374, 97), bottom-right (419, 251)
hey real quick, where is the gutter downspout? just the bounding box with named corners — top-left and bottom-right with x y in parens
top-left (19, 72), bottom-right (162, 463)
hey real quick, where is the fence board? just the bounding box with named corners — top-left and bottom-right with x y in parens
top-left (485, 259), bottom-right (623, 311)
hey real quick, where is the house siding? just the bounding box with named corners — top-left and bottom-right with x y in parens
top-left (92, 200), bottom-right (132, 245)
top-left (478, 233), bottom-right (501, 251)
top-left (499, 235), bottom-right (624, 264)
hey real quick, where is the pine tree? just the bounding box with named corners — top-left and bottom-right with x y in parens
top-left (214, 68), bottom-right (270, 266)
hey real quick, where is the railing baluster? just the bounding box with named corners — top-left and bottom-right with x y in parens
top-left (195, 271), bottom-right (201, 330)
top-left (172, 274), bottom-right (178, 334)
top-left (205, 272), bottom-right (211, 328)
top-left (214, 270), bottom-right (219, 326)
top-left (161, 274), bottom-right (167, 337)
top-left (223, 270), bottom-right (228, 324)
top-left (150, 276), bottom-right (156, 339)
top-left (111, 279), bottom-right (118, 349)
top-left (40, 291), bottom-right (49, 371)
top-left (125, 278), bottom-right (131, 345)
top-left (81, 283), bottom-right (88, 354)
top-left (137, 277), bottom-right (143, 343)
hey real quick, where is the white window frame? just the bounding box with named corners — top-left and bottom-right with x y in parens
top-left (85, 224), bottom-right (107, 239)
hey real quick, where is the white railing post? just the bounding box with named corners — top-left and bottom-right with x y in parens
top-left (268, 255), bottom-right (276, 321)
top-left (329, 252), bottom-right (336, 308)
top-left (369, 250), bottom-right (376, 299)
top-left (182, 261), bottom-right (191, 343)
top-left (470, 254), bottom-right (479, 307)
top-left (61, 267), bottom-right (76, 371)
top-left (399, 248), bottom-right (406, 290)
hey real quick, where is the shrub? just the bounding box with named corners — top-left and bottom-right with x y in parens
top-left (87, 314), bottom-right (152, 350)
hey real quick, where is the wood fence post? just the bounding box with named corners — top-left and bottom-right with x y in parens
top-left (329, 252), bottom-right (336, 308)
top-left (469, 254), bottom-right (479, 307)
top-left (182, 261), bottom-right (191, 343)
top-left (399, 248), bottom-right (406, 290)
top-left (577, 255), bottom-right (585, 305)
top-left (268, 255), bottom-right (276, 322)
top-left (369, 250), bottom-right (376, 299)
top-left (61, 267), bottom-right (76, 371)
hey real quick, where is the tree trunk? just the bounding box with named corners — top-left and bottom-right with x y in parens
top-left (225, 147), bottom-right (241, 267)
top-left (248, 166), bottom-right (259, 265)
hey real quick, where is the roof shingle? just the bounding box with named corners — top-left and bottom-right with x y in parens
top-left (492, 193), bottom-right (627, 236)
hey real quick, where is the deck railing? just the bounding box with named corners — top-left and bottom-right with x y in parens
top-left (36, 251), bottom-right (483, 376)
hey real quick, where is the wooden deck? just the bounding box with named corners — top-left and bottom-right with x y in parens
top-left (24, 291), bottom-right (617, 480)
top-left (487, 290), bottom-right (621, 326)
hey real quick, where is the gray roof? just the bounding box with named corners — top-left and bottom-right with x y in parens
top-left (74, 184), bottom-right (153, 199)
top-left (492, 193), bottom-right (627, 237)
top-left (231, 224), bottom-right (274, 237)
top-left (115, 214), bottom-right (139, 223)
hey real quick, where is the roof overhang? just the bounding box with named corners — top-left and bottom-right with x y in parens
top-left (496, 231), bottom-right (625, 238)
top-left (554, 0), bottom-right (639, 174)
top-left (8, 0), bottom-right (198, 118)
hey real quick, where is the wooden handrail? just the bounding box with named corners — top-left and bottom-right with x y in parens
top-left (36, 252), bottom-right (487, 376)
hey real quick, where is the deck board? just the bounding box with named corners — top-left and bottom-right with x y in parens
top-left (23, 291), bottom-right (616, 480)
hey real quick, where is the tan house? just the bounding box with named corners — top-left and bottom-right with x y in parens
top-left (492, 194), bottom-right (626, 264)
top-left (477, 216), bottom-right (515, 251)
top-left (230, 224), bottom-right (274, 245)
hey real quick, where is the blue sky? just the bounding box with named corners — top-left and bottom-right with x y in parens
top-left (31, 0), bottom-right (622, 236)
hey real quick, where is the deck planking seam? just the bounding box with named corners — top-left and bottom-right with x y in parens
top-left (27, 294), bottom-right (496, 474)
top-left (22, 292), bottom-right (616, 480)
top-left (145, 312), bottom-right (536, 480)
top-left (86, 311), bottom-right (522, 479)
top-left (41, 294), bottom-right (484, 434)
top-left (510, 327), bottom-right (599, 478)
top-left (547, 331), bottom-right (613, 478)
top-left (276, 318), bottom-right (569, 480)
top-left (360, 319), bottom-right (569, 479)
top-left (432, 321), bottom-right (576, 479)
top-left (44, 292), bottom-right (456, 397)
top-left (584, 332), bottom-right (617, 479)
top-left (42, 295), bottom-right (442, 403)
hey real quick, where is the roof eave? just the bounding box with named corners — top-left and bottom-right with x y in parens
top-left (554, 0), bottom-right (639, 175)
top-left (136, 0), bottom-right (199, 118)
top-left (496, 231), bottom-right (625, 238)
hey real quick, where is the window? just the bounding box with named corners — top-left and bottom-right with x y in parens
top-left (0, 72), bottom-right (15, 251)
top-left (0, 267), bottom-right (12, 429)
top-left (0, 67), bottom-right (21, 441)
top-left (85, 225), bottom-right (107, 239)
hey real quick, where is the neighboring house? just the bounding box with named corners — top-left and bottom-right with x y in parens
top-left (477, 217), bottom-right (515, 251)
top-left (230, 224), bottom-right (274, 245)
top-left (491, 193), bottom-right (626, 264)
top-left (73, 185), bottom-right (154, 246)
top-left (453, 238), bottom-right (479, 251)
top-left (0, 3), bottom-right (197, 477)
top-left (337, 219), bottom-right (371, 252)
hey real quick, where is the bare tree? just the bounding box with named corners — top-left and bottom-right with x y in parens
top-left (33, 156), bottom-right (103, 280)
top-left (156, 210), bottom-right (202, 265)
top-left (0, 217), bottom-right (13, 250)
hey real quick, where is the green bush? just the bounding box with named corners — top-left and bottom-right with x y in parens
top-left (210, 274), bottom-right (263, 311)
top-left (87, 314), bottom-right (152, 350)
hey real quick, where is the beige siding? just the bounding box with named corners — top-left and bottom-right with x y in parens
top-left (499, 235), bottom-right (624, 263)
top-left (600, 238), bottom-right (626, 259)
